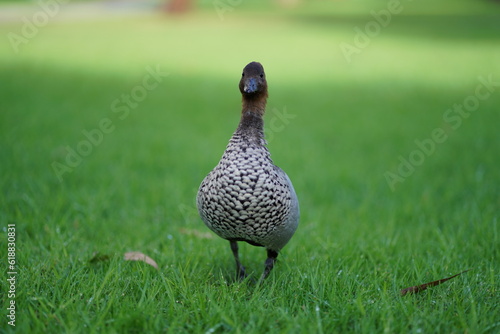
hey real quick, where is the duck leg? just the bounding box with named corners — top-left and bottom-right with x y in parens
top-left (230, 240), bottom-right (246, 280)
top-left (260, 249), bottom-right (279, 281)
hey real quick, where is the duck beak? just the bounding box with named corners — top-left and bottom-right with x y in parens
top-left (244, 78), bottom-right (258, 93)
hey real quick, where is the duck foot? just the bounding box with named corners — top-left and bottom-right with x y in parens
top-left (230, 240), bottom-right (247, 280)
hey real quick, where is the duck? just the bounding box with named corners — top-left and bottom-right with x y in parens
top-left (196, 61), bottom-right (299, 281)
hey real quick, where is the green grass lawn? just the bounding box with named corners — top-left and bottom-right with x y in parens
top-left (1, 0), bottom-right (499, 332)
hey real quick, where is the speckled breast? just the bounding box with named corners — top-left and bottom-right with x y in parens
top-left (197, 137), bottom-right (292, 245)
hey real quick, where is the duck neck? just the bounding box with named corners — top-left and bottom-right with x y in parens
top-left (236, 96), bottom-right (267, 144)
top-left (242, 94), bottom-right (266, 117)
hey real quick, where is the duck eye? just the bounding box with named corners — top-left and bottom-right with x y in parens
top-left (260, 74), bottom-right (264, 78)
top-left (242, 73), bottom-right (245, 77)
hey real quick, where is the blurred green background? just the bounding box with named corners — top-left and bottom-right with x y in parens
top-left (0, 0), bottom-right (499, 332)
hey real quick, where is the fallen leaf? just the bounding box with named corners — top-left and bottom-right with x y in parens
top-left (401, 269), bottom-right (472, 296)
top-left (124, 252), bottom-right (159, 269)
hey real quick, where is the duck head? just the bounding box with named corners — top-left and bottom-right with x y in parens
top-left (239, 62), bottom-right (268, 98)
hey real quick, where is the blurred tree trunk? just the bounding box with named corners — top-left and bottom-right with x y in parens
top-left (164, 0), bottom-right (193, 13)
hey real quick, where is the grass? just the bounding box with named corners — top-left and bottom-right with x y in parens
top-left (1, 0), bottom-right (499, 332)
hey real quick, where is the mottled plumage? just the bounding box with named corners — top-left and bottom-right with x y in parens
top-left (197, 62), bottom-right (299, 280)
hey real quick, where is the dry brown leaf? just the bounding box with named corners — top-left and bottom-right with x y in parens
top-left (124, 252), bottom-right (159, 269)
top-left (401, 269), bottom-right (471, 296)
